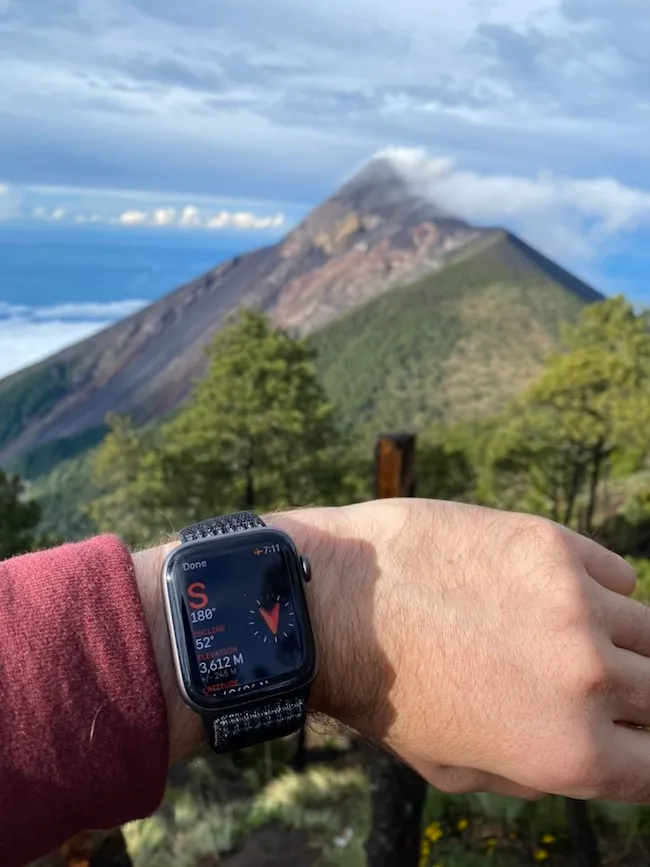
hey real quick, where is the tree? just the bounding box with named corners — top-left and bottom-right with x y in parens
top-left (479, 296), bottom-right (650, 867)
top-left (0, 468), bottom-right (41, 560)
top-left (415, 421), bottom-right (481, 503)
top-left (90, 311), bottom-right (359, 542)
top-left (481, 296), bottom-right (650, 533)
top-left (88, 415), bottom-right (169, 545)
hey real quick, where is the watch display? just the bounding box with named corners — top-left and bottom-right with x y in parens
top-left (164, 529), bottom-right (315, 710)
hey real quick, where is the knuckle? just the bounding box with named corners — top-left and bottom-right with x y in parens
top-left (574, 646), bottom-right (610, 696)
top-left (554, 582), bottom-right (592, 631)
top-left (555, 737), bottom-right (608, 795)
top-left (517, 516), bottom-right (569, 555)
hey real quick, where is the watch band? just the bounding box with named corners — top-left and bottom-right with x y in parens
top-left (179, 511), bottom-right (309, 754)
top-left (180, 511), bottom-right (265, 541)
top-left (207, 695), bottom-right (308, 753)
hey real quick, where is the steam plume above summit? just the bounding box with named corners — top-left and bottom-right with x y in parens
top-left (370, 147), bottom-right (650, 260)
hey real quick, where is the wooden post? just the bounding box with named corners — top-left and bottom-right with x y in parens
top-left (374, 435), bottom-right (417, 500)
top-left (564, 798), bottom-right (601, 867)
top-left (365, 434), bottom-right (428, 867)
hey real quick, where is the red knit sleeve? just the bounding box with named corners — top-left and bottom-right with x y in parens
top-left (0, 536), bottom-right (169, 866)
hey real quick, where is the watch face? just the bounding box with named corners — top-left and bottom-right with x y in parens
top-left (164, 528), bottom-right (316, 710)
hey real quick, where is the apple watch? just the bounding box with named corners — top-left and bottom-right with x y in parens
top-left (162, 512), bottom-right (317, 753)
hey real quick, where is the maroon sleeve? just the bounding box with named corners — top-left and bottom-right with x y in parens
top-left (0, 536), bottom-right (169, 866)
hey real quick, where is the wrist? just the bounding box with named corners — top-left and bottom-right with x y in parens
top-left (132, 505), bottom-right (377, 763)
top-left (132, 540), bottom-right (204, 763)
top-left (266, 507), bottom-right (382, 734)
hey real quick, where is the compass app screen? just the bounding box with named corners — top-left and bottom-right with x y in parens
top-left (176, 541), bottom-right (304, 696)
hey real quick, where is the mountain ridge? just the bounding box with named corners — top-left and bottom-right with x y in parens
top-left (0, 158), bottom-right (603, 466)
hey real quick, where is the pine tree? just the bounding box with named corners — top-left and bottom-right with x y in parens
top-left (90, 310), bottom-right (357, 542)
top-left (0, 469), bottom-right (41, 560)
top-left (481, 296), bottom-right (650, 531)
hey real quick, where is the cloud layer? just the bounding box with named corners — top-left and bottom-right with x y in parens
top-left (0, 299), bottom-right (148, 378)
top-left (1, 0), bottom-right (649, 203)
top-left (0, 181), bottom-right (288, 231)
top-left (380, 147), bottom-right (650, 258)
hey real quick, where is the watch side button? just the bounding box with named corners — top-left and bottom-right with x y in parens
top-left (301, 555), bottom-right (312, 582)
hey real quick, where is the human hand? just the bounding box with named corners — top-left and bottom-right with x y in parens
top-left (277, 499), bottom-right (649, 803)
top-left (135, 498), bottom-right (650, 803)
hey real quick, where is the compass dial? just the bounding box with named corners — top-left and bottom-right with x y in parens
top-left (249, 592), bottom-right (296, 643)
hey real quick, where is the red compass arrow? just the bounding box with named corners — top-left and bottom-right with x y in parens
top-left (259, 602), bottom-right (280, 635)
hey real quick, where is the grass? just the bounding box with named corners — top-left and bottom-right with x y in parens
top-left (122, 759), bottom-right (650, 867)
top-left (123, 763), bottom-right (370, 867)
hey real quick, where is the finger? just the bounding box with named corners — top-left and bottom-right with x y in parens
top-left (572, 534), bottom-right (637, 596)
top-left (427, 766), bottom-right (544, 800)
top-left (606, 725), bottom-right (650, 802)
top-left (610, 648), bottom-right (650, 727)
top-left (604, 591), bottom-right (650, 657)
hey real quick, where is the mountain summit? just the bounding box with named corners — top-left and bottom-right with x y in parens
top-left (319, 157), bottom-right (462, 225)
top-left (0, 158), bottom-right (602, 466)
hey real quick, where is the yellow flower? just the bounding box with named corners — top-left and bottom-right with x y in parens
top-left (425, 822), bottom-right (444, 843)
top-left (541, 834), bottom-right (556, 844)
top-left (534, 849), bottom-right (549, 862)
top-left (457, 818), bottom-right (469, 832)
top-left (485, 836), bottom-right (498, 847)
top-left (420, 839), bottom-right (431, 857)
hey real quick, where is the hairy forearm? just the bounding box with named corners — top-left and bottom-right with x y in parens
top-left (132, 506), bottom-right (374, 763)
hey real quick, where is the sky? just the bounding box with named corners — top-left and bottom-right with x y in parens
top-left (1, 0), bottom-right (650, 375)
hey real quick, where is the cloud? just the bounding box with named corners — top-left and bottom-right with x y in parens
top-left (2, 0), bottom-right (649, 210)
top-left (0, 299), bottom-right (149, 379)
top-left (152, 207), bottom-right (175, 225)
top-left (178, 205), bottom-right (200, 227)
top-left (1, 1), bottom-right (650, 293)
top-left (206, 210), bottom-right (285, 230)
top-left (0, 319), bottom-right (111, 379)
top-left (0, 180), bottom-right (290, 231)
top-left (379, 147), bottom-right (650, 259)
top-left (0, 300), bottom-right (148, 321)
top-left (118, 209), bottom-right (147, 225)
top-left (111, 203), bottom-right (286, 230)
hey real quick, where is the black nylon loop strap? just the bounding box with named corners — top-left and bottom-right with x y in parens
top-left (180, 512), bottom-right (308, 753)
top-left (180, 511), bottom-right (265, 541)
top-left (206, 695), bottom-right (307, 753)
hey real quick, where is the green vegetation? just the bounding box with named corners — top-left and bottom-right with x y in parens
top-left (4, 292), bottom-right (650, 866)
top-left (11, 233), bottom-right (596, 539)
top-left (11, 425), bottom-right (108, 481)
top-left (313, 235), bottom-right (587, 435)
top-left (89, 310), bottom-right (362, 545)
top-left (0, 360), bottom-right (75, 452)
top-left (122, 755), bottom-right (650, 867)
top-left (477, 296), bottom-right (650, 530)
top-left (0, 468), bottom-right (41, 559)
top-left (28, 450), bottom-right (97, 541)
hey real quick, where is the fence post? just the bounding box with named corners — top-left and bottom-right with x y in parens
top-left (564, 799), bottom-right (601, 867)
top-left (365, 434), bottom-right (428, 867)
